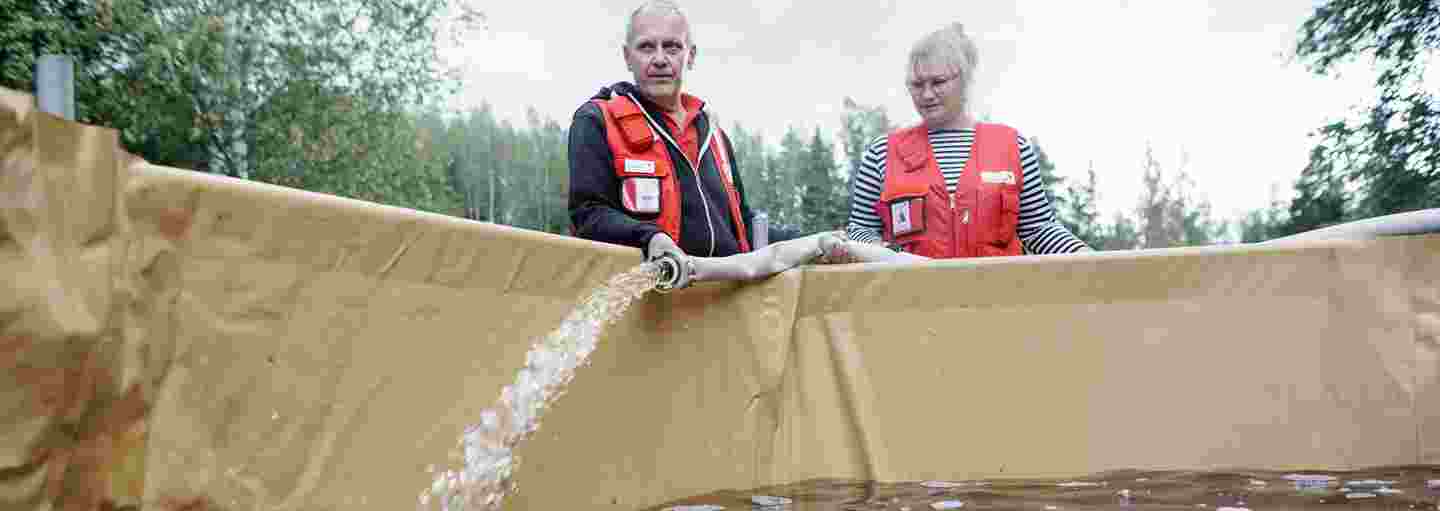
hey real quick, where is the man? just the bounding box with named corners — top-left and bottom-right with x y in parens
top-left (568, 0), bottom-right (764, 262)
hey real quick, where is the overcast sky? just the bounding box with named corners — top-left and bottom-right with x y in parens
top-left (437, 0), bottom-right (1394, 225)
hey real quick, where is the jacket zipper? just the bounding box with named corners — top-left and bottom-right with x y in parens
top-left (628, 94), bottom-right (718, 256)
top-left (951, 187), bottom-right (969, 257)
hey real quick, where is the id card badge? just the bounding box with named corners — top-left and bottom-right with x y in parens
top-left (981, 169), bottom-right (1016, 184)
top-left (624, 158), bottom-right (656, 174)
top-left (889, 197), bottom-right (924, 236)
top-left (622, 177), bottom-right (661, 214)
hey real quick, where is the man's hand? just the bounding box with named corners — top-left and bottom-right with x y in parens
top-left (646, 233), bottom-right (686, 262)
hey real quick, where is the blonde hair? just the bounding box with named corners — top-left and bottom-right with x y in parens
top-left (624, 0), bottom-right (693, 47)
top-left (907, 23), bottom-right (979, 104)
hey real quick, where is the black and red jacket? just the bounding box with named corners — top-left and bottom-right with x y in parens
top-left (569, 81), bottom-right (771, 258)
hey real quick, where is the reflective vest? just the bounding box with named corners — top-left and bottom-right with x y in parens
top-left (593, 95), bottom-right (751, 253)
top-left (875, 122), bottom-right (1023, 258)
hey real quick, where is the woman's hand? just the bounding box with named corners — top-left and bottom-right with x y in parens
top-left (815, 232), bottom-right (929, 264)
top-left (681, 231), bottom-right (928, 287)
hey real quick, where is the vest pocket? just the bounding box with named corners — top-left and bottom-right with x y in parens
top-left (885, 195), bottom-right (926, 238)
top-left (620, 177), bottom-right (662, 214)
top-left (982, 181), bottom-right (1019, 248)
top-left (877, 184), bottom-right (951, 257)
top-left (615, 111), bottom-right (656, 150)
top-left (614, 157), bottom-right (672, 216)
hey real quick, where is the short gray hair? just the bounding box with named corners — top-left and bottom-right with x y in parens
top-left (908, 22), bottom-right (979, 101)
top-left (624, 0), bottom-right (694, 47)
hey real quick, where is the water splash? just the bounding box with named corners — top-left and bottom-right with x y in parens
top-left (420, 262), bottom-right (663, 511)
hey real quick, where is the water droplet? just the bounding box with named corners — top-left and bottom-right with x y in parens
top-left (1345, 479), bottom-right (1396, 489)
top-left (751, 495), bottom-right (792, 507)
top-left (1283, 474), bottom-right (1336, 483)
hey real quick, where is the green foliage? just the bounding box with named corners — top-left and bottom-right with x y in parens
top-left (1056, 163), bottom-right (1105, 248)
top-left (730, 123), bottom-right (781, 229)
top-left (1238, 194), bottom-right (1289, 244)
top-left (1238, 0), bottom-right (1438, 242)
top-left (800, 127), bottom-right (845, 232)
top-left (426, 104), bottom-right (570, 233)
top-left (1293, 0), bottom-right (1439, 218)
top-left (839, 96), bottom-right (890, 198)
top-left (3, 0), bottom-right (470, 215)
top-left (1132, 146), bottom-right (1227, 248)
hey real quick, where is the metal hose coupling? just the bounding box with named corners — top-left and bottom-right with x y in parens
top-left (652, 252), bottom-right (694, 293)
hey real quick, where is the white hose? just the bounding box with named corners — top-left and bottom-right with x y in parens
top-left (1265, 208), bottom-right (1440, 243)
top-left (657, 231), bottom-right (923, 290)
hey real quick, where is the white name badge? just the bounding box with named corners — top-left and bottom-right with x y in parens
top-left (624, 158), bottom-right (656, 174)
top-left (623, 178), bottom-right (661, 213)
top-left (981, 170), bottom-right (1016, 184)
top-left (891, 200), bottom-right (915, 235)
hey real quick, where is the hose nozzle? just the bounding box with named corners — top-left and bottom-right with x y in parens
top-left (653, 253), bottom-right (693, 293)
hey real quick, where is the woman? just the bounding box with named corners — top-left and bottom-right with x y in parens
top-left (846, 22), bottom-right (1090, 257)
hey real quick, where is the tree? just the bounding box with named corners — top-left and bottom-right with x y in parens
top-left (1099, 212), bottom-right (1141, 251)
top-left (2, 0), bottom-right (480, 215)
top-left (1239, 198), bottom-right (1289, 243)
top-left (1057, 162), bottom-right (1105, 248)
top-left (1134, 145), bottom-right (1226, 248)
top-left (730, 122), bottom-right (781, 227)
top-left (2, 0), bottom-right (210, 168)
top-left (1029, 136), bottom-right (1066, 208)
top-left (1135, 145), bottom-right (1175, 248)
top-left (839, 97), bottom-right (890, 193)
top-left (449, 104), bottom-right (503, 222)
top-left (1276, 145), bottom-right (1350, 236)
top-left (800, 127), bottom-right (845, 232)
top-left (772, 126), bottom-right (808, 233)
top-left (1293, 0), bottom-right (1439, 218)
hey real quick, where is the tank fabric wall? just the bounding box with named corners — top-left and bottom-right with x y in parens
top-left (3, 88), bottom-right (1439, 511)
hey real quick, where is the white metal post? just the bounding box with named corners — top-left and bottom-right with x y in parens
top-left (36, 54), bottom-right (75, 121)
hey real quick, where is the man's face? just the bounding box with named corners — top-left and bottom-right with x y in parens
top-left (907, 56), bottom-right (965, 128)
top-left (623, 12), bottom-right (694, 103)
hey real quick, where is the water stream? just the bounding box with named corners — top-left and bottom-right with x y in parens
top-left (419, 262), bottom-right (664, 511)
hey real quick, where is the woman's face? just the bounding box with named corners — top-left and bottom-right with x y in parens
top-left (907, 56), bottom-right (965, 129)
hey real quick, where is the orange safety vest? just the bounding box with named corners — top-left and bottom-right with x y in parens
top-left (592, 95), bottom-right (751, 253)
top-left (875, 122), bottom-right (1023, 258)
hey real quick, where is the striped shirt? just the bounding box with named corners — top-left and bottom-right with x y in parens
top-left (846, 129), bottom-right (1088, 255)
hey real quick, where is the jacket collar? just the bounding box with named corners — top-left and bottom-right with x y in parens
top-left (597, 81), bottom-right (707, 121)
